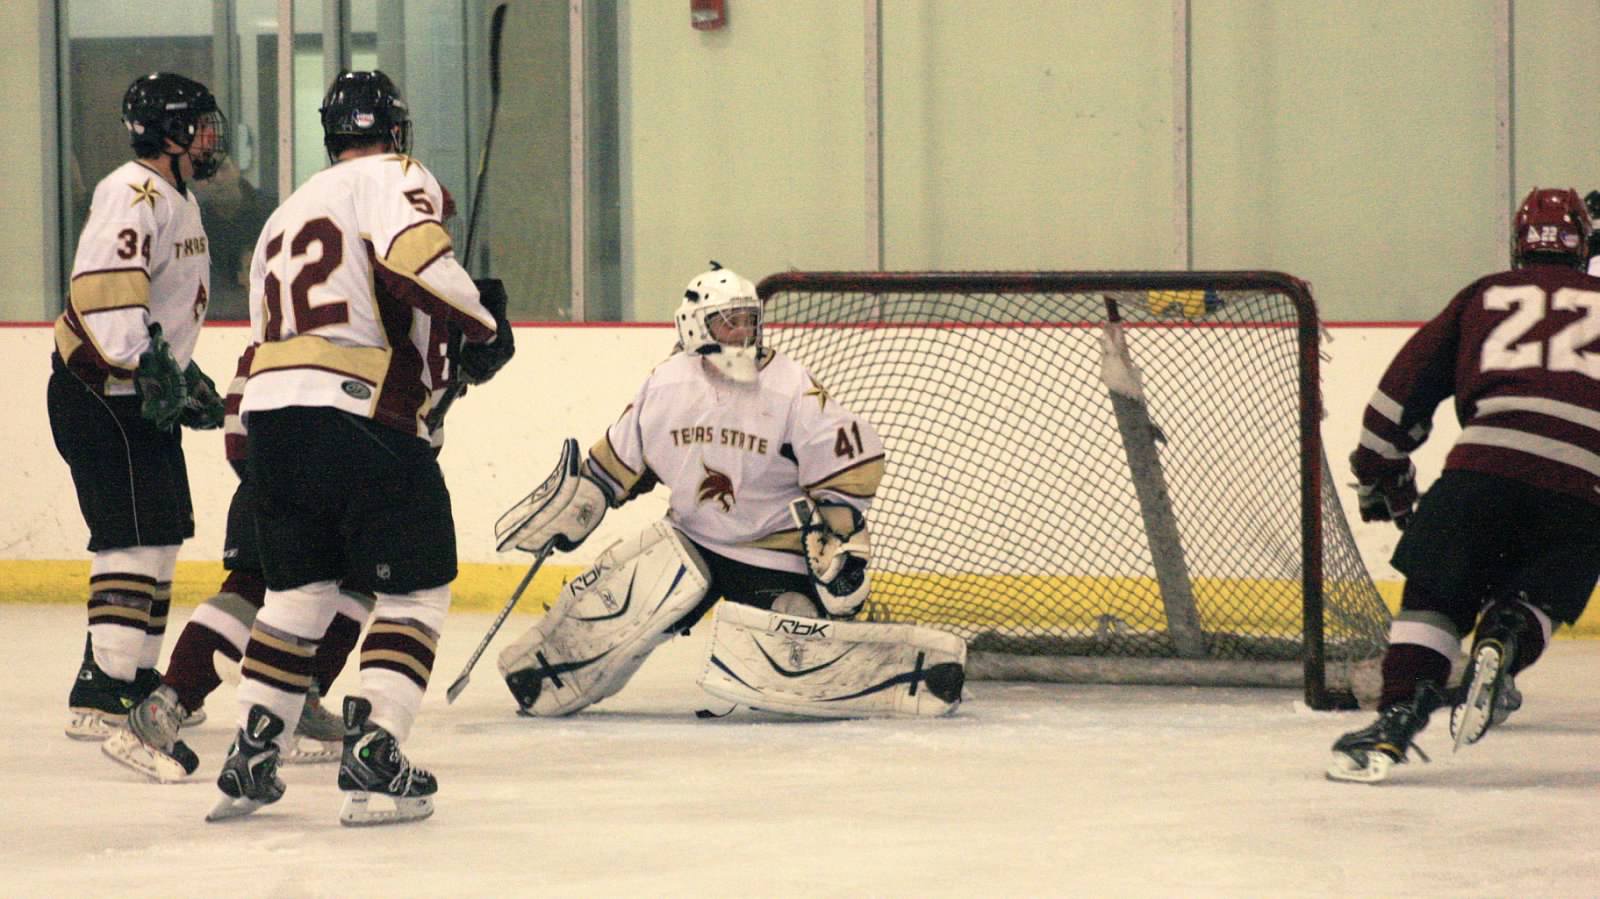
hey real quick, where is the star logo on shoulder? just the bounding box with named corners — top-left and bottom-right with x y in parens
top-left (128, 178), bottom-right (159, 210)
top-left (805, 375), bottom-right (831, 412)
top-left (388, 153), bottom-right (418, 176)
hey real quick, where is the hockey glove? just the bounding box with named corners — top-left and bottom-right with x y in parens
top-left (1352, 455), bottom-right (1417, 530)
top-left (135, 323), bottom-right (186, 432)
top-left (458, 278), bottom-right (516, 385)
top-left (790, 497), bottom-right (872, 619)
top-left (179, 361), bottom-right (225, 430)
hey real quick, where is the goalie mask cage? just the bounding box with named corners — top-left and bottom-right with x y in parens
top-left (757, 271), bottom-right (1390, 710)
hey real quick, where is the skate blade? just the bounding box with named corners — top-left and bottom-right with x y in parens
top-left (102, 729), bottom-right (197, 783)
top-left (65, 709), bottom-right (123, 741)
top-left (282, 737), bottom-right (340, 765)
top-left (339, 791), bottom-right (434, 827)
top-left (1326, 750), bottom-right (1393, 784)
top-left (1451, 644), bottom-right (1503, 753)
top-left (205, 794), bottom-right (274, 822)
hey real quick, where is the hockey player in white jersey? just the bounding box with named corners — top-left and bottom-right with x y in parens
top-left (208, 71), bottom-right (514, 825)
top-left (495, 264), bottom-right (966, 720)
top-left (49, 73), bottom-right (227, 742)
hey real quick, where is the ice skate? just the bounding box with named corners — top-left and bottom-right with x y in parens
top-left (205, 705), bottom-right (286, 822)
top-left (1326, 683), bottom-right (1444, 784)
top-left (102, 685), bottom-right (200, 783)
top-left (1450, 638), bottom-right (1520, 751)
top-left (284, 684), bottom-right (343, 764)
top-left (66, 641), bottom-right (152, 741)
top-left (338, 696), bottom-right (436, 827)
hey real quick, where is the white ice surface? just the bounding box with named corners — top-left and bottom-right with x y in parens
top-left (4, 603), bottom-right (1598, 898)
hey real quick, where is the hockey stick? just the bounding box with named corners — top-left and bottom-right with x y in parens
top-left (444, 541), bottom-right (553, 704)
top-left (427, 1), bottom-right (508, 432)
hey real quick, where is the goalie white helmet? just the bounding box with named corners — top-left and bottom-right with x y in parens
top-left (674, 262), bottom-right (763, 383)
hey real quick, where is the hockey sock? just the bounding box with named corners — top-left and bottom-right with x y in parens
top-left (163, 585), bottom-right (264, 713)
top-left (86, 548), bottom-right (171, 681)
top-left (358, 586), bottom-right (448, 742)
top-left (1490, 600), bottom-right (1552, 676)
top-left (1379, 643), bottom-right (1452, 711)
top-left (235, 581), bottom-right (340, 750)
top-left (313, 608), bottom-right (366, 693)
top-left (137, 547), bottom-right (180, 671)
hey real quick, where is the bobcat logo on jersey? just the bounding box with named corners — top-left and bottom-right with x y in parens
top-left (697, 463), bottom-right (736, 512)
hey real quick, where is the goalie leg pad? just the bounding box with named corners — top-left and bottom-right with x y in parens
top-left (697, 602), bottom-right (967, 719)
top-left (497, 521), bottom-right (710, 716)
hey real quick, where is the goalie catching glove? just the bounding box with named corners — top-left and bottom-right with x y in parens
top-left (495, 437), bottom-right (615, 554)
top-left (1351, 452), bottom-right (1417, 530)
top-left (790, 497), bottom-right (871, 619)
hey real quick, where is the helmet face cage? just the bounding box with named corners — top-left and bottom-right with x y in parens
top-left (122, 73), bottom-right (228, 179)
top-left (320, 70), bottom-right (412, 159)
top-left (674, 268), bottom-right (764, 382)
top-left (1512, 187), bottom-right (1592, 268)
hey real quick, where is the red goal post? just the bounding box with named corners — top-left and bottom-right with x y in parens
top-left (756, 271), bottom-right (1389, 710)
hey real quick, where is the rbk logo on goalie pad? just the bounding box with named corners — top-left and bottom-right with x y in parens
top-left (698, 603), bottom-right (967, 719)
top-left (497, 521), bottom-right (711, 716)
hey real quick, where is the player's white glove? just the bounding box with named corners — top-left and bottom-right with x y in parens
top-left (789, 497), bottom-right (871, 619)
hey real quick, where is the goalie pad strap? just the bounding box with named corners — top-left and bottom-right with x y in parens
top-left (497, 520), bottom-right (710, 716)
top-left (697, 602), bottom-right (966, 719)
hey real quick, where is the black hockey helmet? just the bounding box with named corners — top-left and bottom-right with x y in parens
top-left (122, 73), bottom-right (227, 180)
top-left (320, 70), bottom-right (411, 159)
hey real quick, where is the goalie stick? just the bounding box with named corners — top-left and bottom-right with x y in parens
top-left (427, 1), bottom-right (508, 432)
top-left (444, 543), bottom-right (552, 704)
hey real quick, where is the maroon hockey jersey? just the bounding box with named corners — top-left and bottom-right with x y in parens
top-left (1352, 263), bottom-right (1600, 509)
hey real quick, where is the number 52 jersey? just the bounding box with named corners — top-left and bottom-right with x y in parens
top-left (241, 153), bottom-right (495, 440)
top-left (586, 351), bottom-right (887, 573)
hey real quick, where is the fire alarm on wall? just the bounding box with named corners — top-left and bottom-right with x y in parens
top-left (691, 0), bottom-right (727, 31)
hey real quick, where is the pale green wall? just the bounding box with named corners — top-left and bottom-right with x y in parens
top-left (884, 0), bottom-right (1175, 271)
top-left (1514, 1), bottom-right (1600, 198)
top-left (11, 1), bottom-right (1600, 324)
top-left (1193, 1), bottom-right (1504, 320)
top-left (0, 0), bottom-right (52, 321)
top-left (620, 1), bottom-right (867, 318)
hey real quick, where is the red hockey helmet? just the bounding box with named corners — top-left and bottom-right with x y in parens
top-left (1512, 187), bottom-right (1591, 268)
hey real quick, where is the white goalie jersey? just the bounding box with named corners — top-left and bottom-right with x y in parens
top-left (55, 161), bottom-right (211, 393)
top-left (585, 351), bottom-right (886, 573)
top-left (240, 153), bottom-right (495, 439)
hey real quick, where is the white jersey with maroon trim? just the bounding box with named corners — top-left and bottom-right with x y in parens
top-left (586, 351), bottom-right (886, 572)
top-left (240, 153), bottom-right (494, 440)
top-left (55, 160), bottom-right (211, 393)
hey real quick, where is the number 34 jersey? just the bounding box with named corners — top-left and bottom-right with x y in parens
top-left (1353, 263), bottom-right (1600, 508)
top-left (241, 153), bottom-right (495, 440)
top-left (586, 351), bottom-right (887, 573)
top-left (54, 160), bottom-right (211, 392)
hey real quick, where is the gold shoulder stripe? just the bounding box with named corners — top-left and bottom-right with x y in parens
top-left (251, 335), bottom-right (392, 385)
top-left (70, 269), bottom-right (150, 314)
top-left (384, 220), bottom-right (453, 277)
top-left (805, 454), bottom-right (885, 498)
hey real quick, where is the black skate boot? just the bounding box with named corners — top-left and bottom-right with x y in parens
top-left (102, 684), bottom-right (201, 783)
top-left (206, 705), bottom-right (287, 822)
top-left (338, 696), bottom-right (436, 826)
top-left (1451, 604), bottom-right (1526, 751)
top-left (284, 683), bottom-right (343, 764)
top-left (1326, 682), bottom-right (1446, 784)
top-left (66, 637), bottom-right (152, 741)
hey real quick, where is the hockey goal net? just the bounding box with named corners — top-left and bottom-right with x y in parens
top-left (757, 271), bottom-right (1388, 710)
